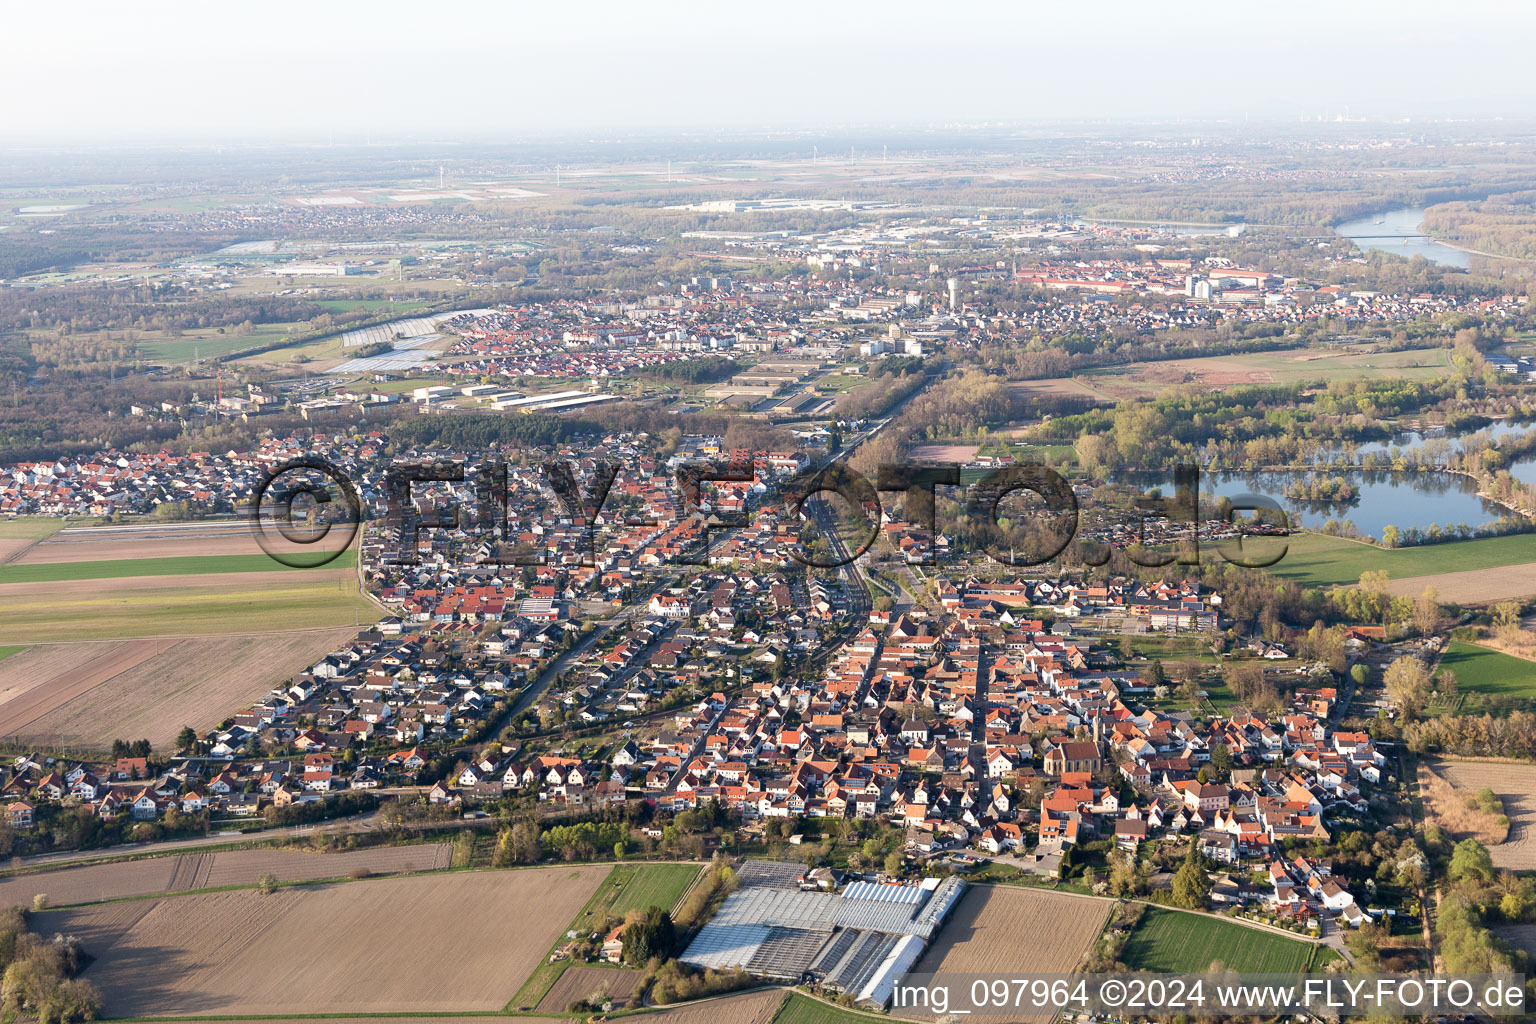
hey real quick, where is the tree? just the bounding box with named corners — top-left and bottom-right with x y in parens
top-left (1413, 586), bottom-right (1444, 636)
top-left (175, 726), bottom-right (198, 751)
top-left (1492, 601), bottom-right (1524, 644)
top-left (1210, 743), bottom-right (1232, 776)
top-left (1172, 844), bottom-right (1212, 910)
top-left (1448, 839), bottom-right (1495, 885)
top-left (621, 907), bottom-right (676, 966)
top-left (1384, 656), bottom-right (1432, 715)
top-left (884, 850), bottom-right (903, 876)
top-left (256, 872), bottom-right (278, 895)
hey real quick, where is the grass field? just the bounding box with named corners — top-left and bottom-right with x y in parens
top-left (1120, 907), bottom-right (1319, 973)
top-left (1436, 641), bottom-right (1536, 699)
top-left (136, 323), bottom-right (303, 363)
top-left (312, 298), bottom-right (433, 313)
top-left (0, 549), bottom-right (355, 584)
top-left (0, 571), bottom-right (377, 643)
top-left (0, 646), bottom-right (24, 663)
top-left (773, 993), bottom-right (878, 1024)
top-left (1265, 532), bottom-right (1536, 589)
top-left (0, 518), bottom-right (65, 540)
top-left (374, 376), bottom-right (453, 394)
top-left (610, 862), bottom-right (701, 917)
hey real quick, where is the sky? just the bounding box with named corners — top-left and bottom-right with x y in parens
top-left (5, 0), bottom-right (1536, 143)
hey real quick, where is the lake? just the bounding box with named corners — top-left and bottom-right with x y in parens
top-left (1335, 207), bottom-right (1471, 268)
top-left (1352, 420), bottom-right (1532, 458)
top-left (1116, 468), bottom-right (1506, 538)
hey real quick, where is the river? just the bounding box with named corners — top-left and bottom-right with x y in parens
top-left (1334, 206), bottom-right (1471, 268)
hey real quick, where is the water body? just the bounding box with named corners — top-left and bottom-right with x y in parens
top-left (1353, 420), bottom-right (1532, 458)
top-left (1506, 455), bottom-right (1536, 490)
top-left (1335, 207), bottom-right (1471, 268)
top-left (1116, 469), bottom-right (1505, 538)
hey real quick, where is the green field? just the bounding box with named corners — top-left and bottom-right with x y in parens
top-left (311, 298), bottom-right (432, 313)
top-left (0, 572), bottom-right (377, 643)
top-left (373, 376), bottom-right (453, 394)
top-left (0, 646), bottom-right (26, 663)
top-left (136, 324), bottom-right (303, 363)
top-left (609, 863), bottom-right (701, 917)
top-left (1437, 641), bottom-right (1536, 699)
top-left (1121, 907), bottom-right (1321, 974)
top-left (1265, 532), bottom-right (1536, 589)
top-left (771, 993), bottom-right (879, 1024)
top-left (0, 550), bottom-right (355, 585)
top-left (0, 518), bottom-right (66, 541)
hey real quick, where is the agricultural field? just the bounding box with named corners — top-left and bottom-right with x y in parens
top-left (0, 843), bottom-right (452, 908)
top-left (0, 569), bottom-right (376, 643)
top-left (1079, 346), bottom-right (1449, 400)
top-left (1006, 377), bottom-right (1106, 402)
top-left (130, 1019), bottom-right (565, 1024)
top-left (0, 516), bottom-right (64, 561)
top-left (910, 443), bottom-right (980, 463)
top-left (632, 989), bottom-right (791, 1024)
top-left (0, 550), bottom-right (356, 584)
top-left (1265, 531), bottom-right (1536, 591)
top-left (903, 887), bottom-right (1109, 1023)
top-left (1120, 907), bottom-right (1320, 974)
top-left (1435, 642), bottom-right (1536, 701)
top-left (511, 862), bottom-right (703, 1010)
top-left (536, 965), bottom-right (642, 1014)
top-left (1495, 924), bottom-right (1536, 957)
top-left (0, 628), bottom-right (359, 749)
top-left (609, 862), bottom-right (702, 916)
top-left (13, 521), bottom-right (286, 564)
top-left (44, 865), bottom-right (607, 1017)
top-left (1436, 761), bottom-right (1536, 870)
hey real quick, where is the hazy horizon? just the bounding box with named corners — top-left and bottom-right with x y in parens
top-left (6, 0), bottom-right (1536, 146)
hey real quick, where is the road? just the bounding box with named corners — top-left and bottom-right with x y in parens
top-left (485, 576), bottom-right (673, 738)
top-left (7, 810), bottom-right (388, 872)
